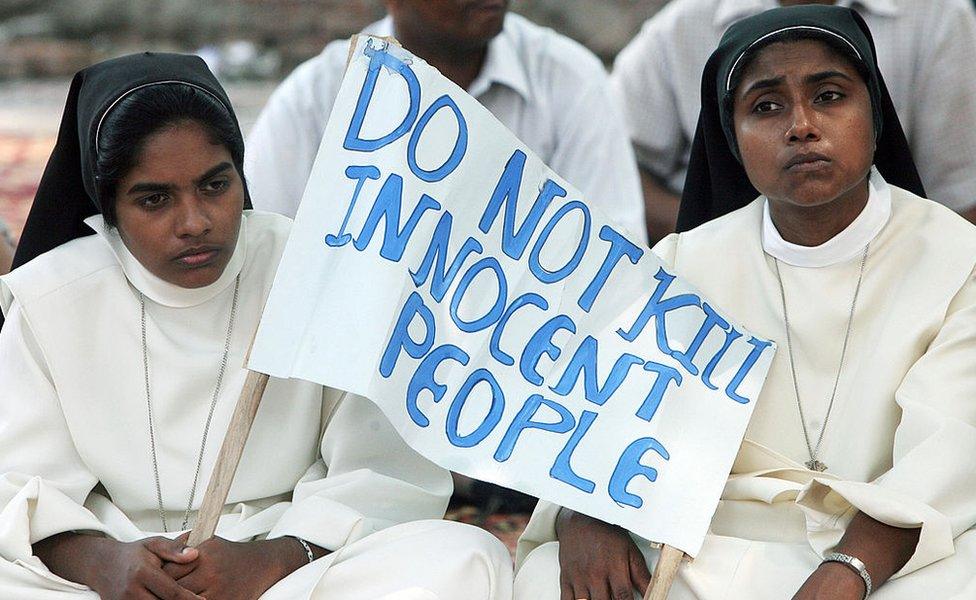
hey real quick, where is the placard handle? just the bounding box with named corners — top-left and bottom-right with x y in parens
top-left (643, 544), bottom-right (685, 600)
top-left (187, 370), bottom-right (270, 547)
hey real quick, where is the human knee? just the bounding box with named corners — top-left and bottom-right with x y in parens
top-left (514, 541), bottom-right (561, 600)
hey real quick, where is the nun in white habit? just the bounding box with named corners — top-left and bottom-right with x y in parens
top-left (514, 6), bottom-right (976, 600)
top-left (0, 52), bottom-right (512, 600)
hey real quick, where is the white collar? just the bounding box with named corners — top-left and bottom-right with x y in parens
top-left (715, 0), bottom-right (900, 29)
top-left (367, 15), bottom-right (531, 101)
top-left (762, 167), bottom-right (890, 268)
top-left (84, 213), bottom-right (247, 308)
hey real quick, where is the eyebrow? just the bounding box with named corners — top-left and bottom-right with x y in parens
top-left (741, 70), bottom-right (856, 98)
top-left (125, 162), bottom-right (233, 195)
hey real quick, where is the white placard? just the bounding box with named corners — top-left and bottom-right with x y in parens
top-left (249, 36), bottom-right (776, 557)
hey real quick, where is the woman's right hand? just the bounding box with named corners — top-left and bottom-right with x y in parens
top-left (33, 532), bottom-right (202, 600)
top-left (555, 508), bottom-right (651, 600)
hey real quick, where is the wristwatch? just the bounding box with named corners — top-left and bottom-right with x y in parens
top-left (822, 552), bottom-right (872, 598)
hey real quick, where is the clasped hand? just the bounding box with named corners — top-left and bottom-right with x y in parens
top-left (90, 534), bottom-right (299, 600)
top-left (555, 509), bottom-right (651, 600)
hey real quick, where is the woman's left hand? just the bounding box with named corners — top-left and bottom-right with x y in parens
top-left (162, 536), bottom-right (308, 600)
top-left (792, 562), bottom-right (867, 600)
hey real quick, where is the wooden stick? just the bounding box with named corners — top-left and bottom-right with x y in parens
top-left (187, 370), bottom-right (270, 547)
top-left (643, 544), bottom-right (685, 600)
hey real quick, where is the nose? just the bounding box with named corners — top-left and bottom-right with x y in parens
top-left (174, 196), bottom-right (213, 239)
top-left (786, 103), bottom-right (821, 143)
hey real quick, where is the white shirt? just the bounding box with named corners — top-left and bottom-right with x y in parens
top-left (245, 13), bottom-right (648, 245)
top-left (0, 212), bottom-right (451, 584)
top-left (611, 0), bottom-right (976, 212)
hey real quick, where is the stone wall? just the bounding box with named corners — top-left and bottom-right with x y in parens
top-left (0, 0), bottom-right (668, 77)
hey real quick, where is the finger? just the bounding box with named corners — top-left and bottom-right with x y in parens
top-left (162, 559), bottom-right (197, 581)
top-left (141, 565), bottom-right (203, 600)
top-left (176, 569), bottom-right (209, 596)
top-left (559, 581), bottom-right (574, 600)
top-left (587, 580), bottom-right (612, 600)
top-left (629, 548), bottom-right (652, 595)
top-left (144, 536), bottom-right (199, 563)
top-left (609, 569), bottom-right (636, 600)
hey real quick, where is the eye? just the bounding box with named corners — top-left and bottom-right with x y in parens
top-left (138, 193), bottom-right (169, 209)
top-left (752, 100), bottom-right (782, 114)
top-left (201, 178), bottom-right (231, 195)
top-left (815, 90), bottom-right (845, 104)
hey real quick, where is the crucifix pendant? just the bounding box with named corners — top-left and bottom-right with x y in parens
top-left (805, 459), bottom-right (827, 472)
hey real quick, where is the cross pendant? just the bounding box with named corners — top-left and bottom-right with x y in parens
top-left (805, 459), bottom-right (828, 472)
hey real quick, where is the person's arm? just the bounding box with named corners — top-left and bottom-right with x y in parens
top-left (0, 220), bottom-right (14, 275)
top-left (544, 45), bottom-right (647, 247)
top-left (610, 17), bottom-right (689, 244)
top-left (793, 512), bottom-right (920, 599)
top-left (902, 1), bottom-right (976, 215)
top-left (640, 168), bottom-right (681, 243)
top-left (243, 50), bottom-right (341, 218)
top-left (793, 263), bottom-right (976, 595)
top-left (35, 532), bottom-right (202, 600)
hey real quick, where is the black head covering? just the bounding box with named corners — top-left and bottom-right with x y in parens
top-left (676, 5), bottom-right (925, 232)
top-left (3, 52), bottom-right (250, 330)
top-left (11, 52), bottom-right (249, 269)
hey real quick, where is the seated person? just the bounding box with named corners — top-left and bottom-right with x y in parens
top-left (514, 6), bottom-right (976, 599)
top-left (613, 0), bottom-right (976, 240)
top-left (0, 52), bottom-right (513, 600)
top-left (244, 0), bottom-right (647, 245)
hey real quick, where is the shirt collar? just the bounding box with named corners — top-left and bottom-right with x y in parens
top-left (762, 167), bottom-right (891, 268)
top-left (367, 14), bottom-right (530, 101)
top-left (83, 213), bottom-right (247, 308)
top-left (715, 0), bottom-right (900, 29)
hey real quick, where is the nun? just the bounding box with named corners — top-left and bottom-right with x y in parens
top-left (514, 6), bottom-right (976, 600)
top-left (0, 53), bottom-right (512, 599)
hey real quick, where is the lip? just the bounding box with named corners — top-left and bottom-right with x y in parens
top-left (468, 0), bottom-right (506, 12)
top-left (784, 152), bottom-right (832, 172)
top-left (173, 245), bottom-right (221, 268)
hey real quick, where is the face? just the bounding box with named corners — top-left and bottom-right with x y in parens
top-left (732, 39), bottom-right (874, 210)
top-left (387, 0), bottom-right (508, 50)
top-left (114, 120), bottom-right (244, 289)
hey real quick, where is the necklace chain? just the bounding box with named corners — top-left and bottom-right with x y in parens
top-left (773, 244), bottom-right (868, 473)
top-left (140, 274), bottom-right (241, 532)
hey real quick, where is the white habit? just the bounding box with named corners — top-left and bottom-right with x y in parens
top-left (244, 13), bottom-right (648, 245)
top-left (514, 172), bottom-right (976, 599)
top-left (0, 211), bottom-right (513, 599)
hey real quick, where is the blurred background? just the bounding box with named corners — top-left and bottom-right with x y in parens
top-left (0, 0), bottom-right (668, 243)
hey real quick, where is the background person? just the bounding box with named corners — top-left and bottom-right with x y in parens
top-left (515, 6), bottom-right (976, 599)
top-left (244, 0), bottom-right (648, 246)
top-left (613, 0), bottom-right (976, 242)
top-left (0, 52), bottom-right (513, 599)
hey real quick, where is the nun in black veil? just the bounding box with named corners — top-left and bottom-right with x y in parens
top-left (515, 6), bottom-right (976, 600)
top-left (0, 52), bottom-right (512, 599)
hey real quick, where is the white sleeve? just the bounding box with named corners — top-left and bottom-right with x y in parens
top-left (265, 389), bottom-right (452, 551)
top-left (244, 51), bottom-right (343, 218)
top-left (610, 19), bottom-right (687, 190)
top-left (0, 302), bottom-right (110, 562)
top-left (797, 267), bottom-right (976, 577)
top-left (549, 64), bottom-right (648, 247)
top-left (903, 1), bottom-right (976, 211)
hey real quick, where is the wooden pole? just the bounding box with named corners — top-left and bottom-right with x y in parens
top-left (187, 370), bottom-right (270, 547)
top-left (643, 544), bottom-right (685, 600)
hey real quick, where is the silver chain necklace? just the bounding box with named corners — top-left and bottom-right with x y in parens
top-left (140, 274), bottom-right (241, 532)
top-left (773, 244), bottom-right (868, 473)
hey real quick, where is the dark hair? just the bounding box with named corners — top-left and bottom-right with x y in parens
top-left (94, 83), bottom-right (246, 226)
